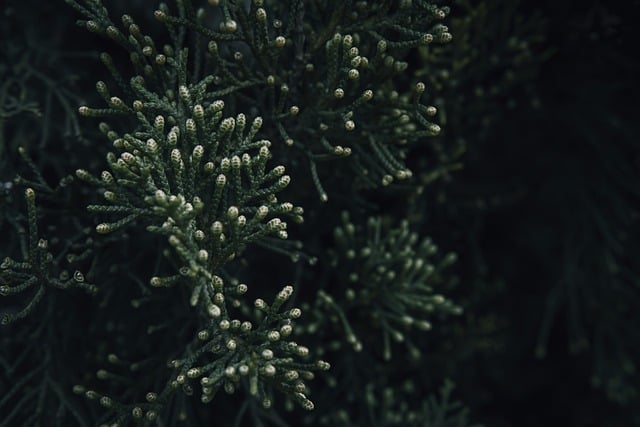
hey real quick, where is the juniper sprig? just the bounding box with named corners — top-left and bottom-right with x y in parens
top-left (303, 211), bottom-right (462, 361)
top-left (0, 188), bottom-right (96, 325)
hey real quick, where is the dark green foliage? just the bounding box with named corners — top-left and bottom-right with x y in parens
top-left (1, 0), bottom-right (639, 426)
top-left (303, 212), bottom-right (461, 359)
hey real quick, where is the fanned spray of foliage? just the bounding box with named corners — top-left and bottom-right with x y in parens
top-left (2, 0), bottom-right (472, 425)
top-left (302, 212), bottom-right (461, 359)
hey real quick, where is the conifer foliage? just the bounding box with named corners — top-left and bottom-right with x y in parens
top-left (1, 0), bottom-right (468, 426)
top-left (2, 0), bottom-right (638, 426)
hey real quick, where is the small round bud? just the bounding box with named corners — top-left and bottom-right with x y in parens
top-left (74, 169), bottom-right (91, 182)
top-left (226, 339), bottom-right (237, 350)
top-left (344, 120), bottom-right (355, 131)
top-left (198, 330), bottom-right (209, 340)
top-left (204, 162), bottom-right (215, 172)
top-left (255, 298), bottom-right (267, 309)
top-left (289, 308), bottom-right (302, 318)
top-left (186, 118), bottom-right (196, 134)
top-left (96, 80), bottom-right (108, 95)
top-left (193, 145), bottom-right (204, 160)
top-left (284, 370), bottom-right (299, 381)
top-left (334, 88), bottom-right (345, 99)
top-left (109, 96), bottom-right (125, 109)
top-left (213, 293), bottom-right (224, 305)
top-left (267, 331), bottom-right (280, 341)
top-left (197, 249), bottom-right (208, 262)
top-left (348, 69), bottom-right (359, 80)
top-left (262, 349), bottom-right (274, 360)
top-left (154, 115), bottom-right (165, 132)
top-left (263, 364), bottom-right (276, 376)
top-left (179, 85), bottom-right (190, 101)
top-left (274, 36), bottom-right (286, 48)
top-left (224, 20), bottom-right (238, 32)
top-left (230, 156), bottom-right (241, 170)
top-left (267, 218), bottom-right (282, 231)
top-left (225, 366), bottom-right (236, 377)
top-left (193, 104), bottom-right (204, 120)
top-left (316, 360), bottom-right (331, 370)
top-left (92, 396), bottom-right (117, 415)
top-left (212, 221), bottom-right (223, 234)
top-left (421, 33), bottom-right (434, 44)
top-left (121, 152), bottom-right (135, 164)
top-left (146, 138), bottom-right (159, 153)
top-left (255, 205), bottom-right (269, 220)
top-left (227, 206), bottom-right (239, 220)
top-left (209, 100), bottom-right (224, 114)
top-left (171, 149), bottom-right (182, 165)
top-left (207, 304), bottom-right (221, 317)
top-left (377, 40), bottom-right (387, 53)
top-left (280, 324), bottom-right (293, 336)
top-left (277, 285), bottom-right (294, 301)
top-left (103, 191), bottom-right (117, 202)
top-left (167, 130), bottom-right (178, 146)
top-left (96, 224), bottom-right (112, 234)
top-left (256, 8), bottom-right (267, 22)
top-left (86, 20), bottom-right (100, 32)
top-left (219, 319), bottom-right (230, 330)
top-left (278, 175), bottom-right (291, 187)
